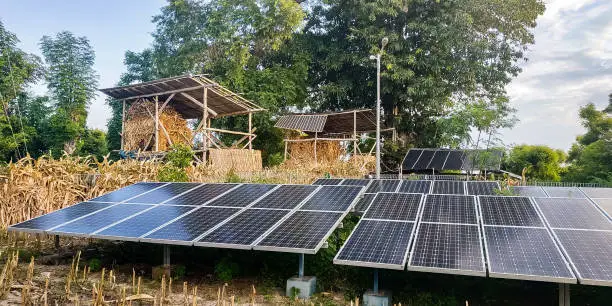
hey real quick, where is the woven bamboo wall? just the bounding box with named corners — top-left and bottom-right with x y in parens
top-left (208, 149), bottom-right (262, 172)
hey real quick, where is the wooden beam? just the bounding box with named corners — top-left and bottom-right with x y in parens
top-left (248, 112), bottom-right (253, 150)
top-left (154, 96), bottom-right (159, 151)
top-left (283, 137), bottom-right (358, 142)
top-left (314, 132), bottom-right (318, 165)
top-left (118, 85), bottom-right (207, 100)
top-left (203, 127), bottom-right (255, 137)
top-left (180, 92), bottom-right (218, 117)
top-left (159, 121), bottom-right (173, 147)
top-left (284, 140), bottom-right (288, 161)
top-left (353, 110), bottom-right (357, 156)
top-left (202, 88), bottom-right (208, 161)
top-left (121, 100), bottom-right (126, 150)
top-left (159, 93), bottom-right (175, 112)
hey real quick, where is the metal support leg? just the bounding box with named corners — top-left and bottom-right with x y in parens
top-left (163, 245), bottom-right (171, 267)
top-left (558, 283), bottom-right (570, 306)
top-left (373, 269), bottom-right (379, 294)
top-left (298, 254), bottom-right (304, 278)
top-left (54, 235), bottom-right (60, 250)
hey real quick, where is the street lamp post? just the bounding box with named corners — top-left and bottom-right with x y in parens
top-left (371, 37), bottom-right (388, 179)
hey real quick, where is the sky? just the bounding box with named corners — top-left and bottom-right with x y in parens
top-left (1, 0), bottom-right (610, 151)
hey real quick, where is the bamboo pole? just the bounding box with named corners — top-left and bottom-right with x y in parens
top-left (248, 112), bottom-right (253, 150)
top-left (154, 96), bottom-right (159, 152)
top-left (314, 132), bottom-right (318, 165)
top-left (203, 88), bottom-right (208, 161)
top-left (121, 100), bottom-right (126, 150)
top-left (353, 110), bottom-right (357, 156)
top-left (284, 140), bottom-right (288, 161)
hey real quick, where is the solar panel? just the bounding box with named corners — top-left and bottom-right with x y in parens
top-left (312, 178), bottom-right (343, 185)
top-left (402, 149), bottom-right (423, 169)
top-left (299, 185), bottom-right (363, 211)
top-left (49, 204), bottom-right (152, 237)
top-left (427, 150), bottom-right (450, 170)
top-left (364, 179), bottom-right (401, 193)
top-left (483, 226), bottom-right (575, 283)
top-left (353, 194), bottom-right (375, 213)
top-left (413, 150), bottom-right (436, 170)
top-left (90, 182), bottom-right (166, 202)
top-left (542, 187), bottom-right (586, 198)
top-left (93, 205), bottom-right (195, 240)
top-left (466, 181), bottom-right (500, 196)
top-left (592, 198), bottom-right (612, 217)
top-left (8, 202), bottom-right (113, 233)
top-left (363, 193), bottom-right (422, 221)
top-left (420, 195), bottom-right (477, 224)
top-left (164, 184), bottom-right (239, 205)
top-left (579, 187), bottom-right (612, 199)
top-left (553, 229), bottom-right (612, 286)
top-left (510, 186), bottom-right (547, 197)
top-left (127, 183), bottom-right (201, 204)
top-left (207, 184), bottom-right (277, 207)
top-left (340, 179), bottom-right (371, 186)
top-left (196, 209), bottom-right (290, 248)
top-left (479, 196), bottom-right (543, 227)
top-left (431, 181), bottom-right (465, 195)
top-left (534, 198), bottom-right (612, 230)
top-left (397, 180), bottom-right (431, 194)
top-left (254, 211), bottom-right (343, 253)
top-left (334, 219), bottom-right (415, 270)
top-left (142, 207), bottom-right (240, 245)
top-left (408, 223), bottom-right (485, 276)
top-left (252, 185), bottom-right (318, 209)
top-left (442, 150), bottom-right (464, 170)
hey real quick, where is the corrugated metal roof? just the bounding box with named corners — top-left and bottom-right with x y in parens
top-left (275, 109), bottom-right (379, 134)
top-left (99, 75), bottom-right (265, 119)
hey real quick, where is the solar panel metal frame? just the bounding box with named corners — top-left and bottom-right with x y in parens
top-left (364, 179), bottom-right (402, 193)
top-left (253, 186), bottom-right (365, 254)
top-left (407, 192), bottom-right (486, 276)
top-left (333, 219), bottom-right (418, 270)
top-left (510, 186), bottom-right (547, 197)
top-left (547, 229), bottom-right (612, 286)
top-left (541, 186), bottom-right (586, 198)
top-left (531, 197), bottom-right (612, 286)
top-left (89, 184), bottom-right (242, 242)
top-left (431, 180), bottom-right (466, 195)
top-left (8, 183), bottom-right (171, 235)
top-left (476, 196), bottom-right (577, 284)
top-left (193, 185), bottom-right (323, 250)
top-left (532, 197), bottom-right (612, 231)
top-left (579, 187), bottom-right (612, 199)
top-left (466, 181), bottom-right (501, 196)
top-left (312, 178), bottom-right (344, 185)
top-left (139, 185), bottom-right (283, 246)
top-left (333, 192), bottom-right (425, 270)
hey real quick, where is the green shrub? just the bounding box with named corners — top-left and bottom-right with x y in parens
top-left (266, 152), bottom-right (284, 166)
top-left (88, 258), bottom-right (102, 272)
top-left (214, 257), bottom-right (239, 282)
top-left (165, 144), bottom-right (193, 168)
top-left (224, 168), bottom-right (242, 183)
top-left (158, 165), bottom-right (189, 182)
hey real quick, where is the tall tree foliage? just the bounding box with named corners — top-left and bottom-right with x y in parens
top-left (565, 99), bottom-right (612, 185)
top-left (504, 145), bottom-right (567, 181)
top-left (302, 0), bottom-right (543, 146)
top-left (40, 31), bottom-right (98, 155)
top-left (0, 20), bottom-right (44, 160)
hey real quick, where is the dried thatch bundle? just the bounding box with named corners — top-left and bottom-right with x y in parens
top-left (123, 101), bottom-right (192, 151)
top-left (286, 140), bottom-right (342, 165)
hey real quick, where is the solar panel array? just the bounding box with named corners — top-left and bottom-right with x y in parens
top-left (401, 148), bottom-right (502, 171)
top-left (9, 182), bottom-right (366, 255)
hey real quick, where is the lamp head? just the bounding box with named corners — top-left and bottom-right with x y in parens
top-left (381, 37), bottom-right (389, 49)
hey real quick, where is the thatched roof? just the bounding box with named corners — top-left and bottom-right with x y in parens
top-left (275, 109), bottom-right (380, 134)
top-left (100, 75), bottom-right (265, 119)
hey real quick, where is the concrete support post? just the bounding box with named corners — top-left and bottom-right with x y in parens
top-left (163, 245), bottom-right (171, 267)
top-left (54, 235), bottom-right (60, 250)
top-left (298, 253), bottom-right (304, 278)
top-left (559, 284), bottom-right (570, 306)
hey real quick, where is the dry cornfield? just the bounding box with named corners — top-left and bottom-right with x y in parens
top-left (0, 155), bottom-right (369, 229)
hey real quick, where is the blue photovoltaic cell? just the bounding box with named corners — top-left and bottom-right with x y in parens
top-left (299, 185), bottom-right (363, 211)
top-left (143, 207), bottom-right (240, 243)
top-left (398, 180), bottom-right (431, 194)
top-left (353, 194), bottom-right (375, 213)
top-left (554, 229), bottom-right (612, 285)
top-left (466, 181), bottom-right (500, 196)
top-left (402, 149), bottom-right (423, 169)
top-left (198, 209), bottom-right (289, 246)
top-left (90, 182), bottom-right (166, 202)
top-left (256, 211), bottom-right (343, 252)
top-left (421, 195), bottom-right (477, 224)
top-left (207, 184), bottom-right (277, 207)
top-left (542, 187), bottom-right (586, 198)
top-left (511, 186), bottom-right (547, 197)
top-left (432, 181), bottom-right (465, 195)
top-left (127, 183), bottom-right (201, 204)
top-left (484, 226), bottom-right (575, 282)
top-left (51, 204), bottom-right (152, 235)
top-left (334, 219), bottom-right (414, 269)
top-left (252, 185), bottom-right (318, 209)
top-left (443, 150), bottom-right (465, 170)
top-left (413, 150), bottom-right (436, 170)
top-left (312, 178), bottom-right (343, 185)
top-left (365, 180), bottom-right (401, 193)
top-left (364, 193), bottom-right (422, 221)
top-left (95, 205), bottom-right (195, 238)
top-left (163, 184), bottom-right (238, 205)
top-left (9, 202), bottom-right (112, 232)
top-left (427, 150), bottom-right (450, 170)
top-left (340, 179), bottom-right (371, 187)
top-left (534, 198), bottom-right (612, 230)
top-left (479, 196), bottom-right (543, 227)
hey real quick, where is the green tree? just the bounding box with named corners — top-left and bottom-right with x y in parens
top-left (504, 145), bottom-right (566, 181)
top-left (301, 0), bottom-right (543, 146)
top-left (40, 31), bottom-right (98, 155)
top-left (0, 21), bottom-right (44, 161)
top-left (565, 100), bottom-right (612, 184)
top-left (78, 128), bottom-right (108, 160)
